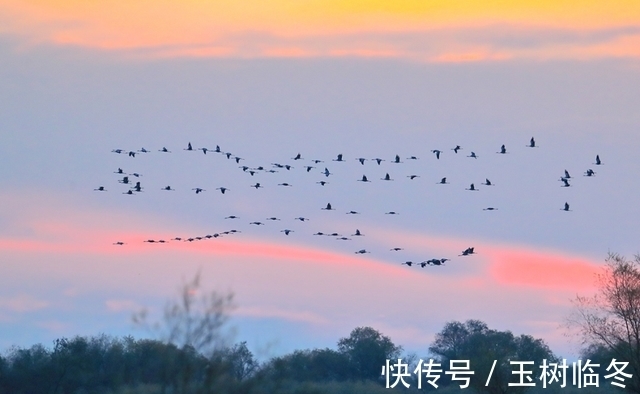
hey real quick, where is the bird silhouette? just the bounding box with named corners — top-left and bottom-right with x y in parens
top-left (438, 177), bottom-right (449, 184)
top-left (322, 203), bottom-right (334, 210)
top-left (159, 147), bottom-right (171, 153)
top-left (483, 207), bottom-right (498, 211)
top-left (431, 150), bottom-right (441, 159)
top-left (390, 247), bottom-right (403, 251)
top-left (358, 175), bottom-right (371, 182)
top-left (407, 175), bottom-right (419, 180)
top-left (466, 183), bottom-right (478, 191)
top-left (528, 137), bottom-right (536, 148)
top-left (401, 261), bottom-right (414, 267)
top-left (355, 249), bottom-right (370, 254)
top-left (113, 241), bottom-right (126, 245)
top-left (563, 202), bottom-right (571, 211)
top-left (564, 170), bottom-right (572, 179)
top-left (281, 229), bottom-right (294, 235)
top-left (356, 158), bottom-right (367, 165)
top-left (184, 142), bottom-right (193, 151)
top-left (333, 154), bottom-right (344, 162)
top-left (468, 152), bottom-right (478, 159)
top-left (192, 188), bottom-right (205, 194)
top-left (251, 183), bottom-right (262, 189)
top-left (393, 155), bottom-right (402, 163)
top-left (560, 178), bottom-right (570, 187)
top-left (216, 187), bottom-right (229, 194)
top-left (352, 229), bottom-right (364, 236)
top-left (482, 179), bottom-right (493, 186)
top-left (317, 181), bottom-right (328, 186)
top-left (162, 186), bottom-right (175, 191)
top-left (346, 210), bottom-right (360, 215)
top-left (382, 173), bottom-right (393, 181)
top-left (595, 155), bottom-right (602, 165)
top-left (385, 211), bottom-right (399, 215)
top-left (452, 145), bottom-right (462, 153)
top-left (322, 168), bottom-right (331, 177)
top-left (225, 215), bottom-right (239, 219)
top-left (584, 169), bottom-right (596, 177)
top-left (294, 217), bottom-right (309, 221)
top-left (94, 186), bottom-right (106, 191)
top-left (292, 153), bottom-right (302, 160)
top-left (372, 158), bottom-right (385, 165)
top-left (498, 144), bottom-right (507, 154)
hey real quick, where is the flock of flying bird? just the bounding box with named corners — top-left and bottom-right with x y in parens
top-left (99, 137), bottom-right (603, 268)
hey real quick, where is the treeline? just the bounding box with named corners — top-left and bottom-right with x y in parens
top-left (1, 320), bottom-right (624, 394)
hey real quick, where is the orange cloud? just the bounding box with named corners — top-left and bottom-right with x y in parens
top-left (484, 246), bottom-right (601, 291)
top-left (1, 0), bottom-right (639, 61)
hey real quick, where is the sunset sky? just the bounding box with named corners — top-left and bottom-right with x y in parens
top-left (1, 1), bottom-right (640, 361)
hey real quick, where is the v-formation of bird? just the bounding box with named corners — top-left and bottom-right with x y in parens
top-left (104, 139), bottom-right (602, 267)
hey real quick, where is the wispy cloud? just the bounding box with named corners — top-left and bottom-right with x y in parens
top-left (1, 1), bottom-right (639, 61)
top-left (0, 294), bottom-right (49, 312)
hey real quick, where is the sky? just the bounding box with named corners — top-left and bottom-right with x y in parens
top-left (1, 1), bottom-right (640, 361)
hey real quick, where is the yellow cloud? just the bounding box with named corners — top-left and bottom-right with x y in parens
top-left (1, 0), bottom-right (640, 61)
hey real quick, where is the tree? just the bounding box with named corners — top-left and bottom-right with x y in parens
top-left (430, 319), bottom-right (557, 394)
top-left (568, 252), bottom-right (640, 392)
top-left (134, 272), bottom-right (235, 355)
top-left (133, 272), bottom-right (236, 393)
top-left (337, 326), bottom-right (403, 381)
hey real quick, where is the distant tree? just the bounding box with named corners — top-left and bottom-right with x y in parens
top-left (430, 319), bottom-right (556, 394)
top-left (217, 341), bottom-right (259, 381)
top-left (568, 253), bottom-right (640, 392)
top-left (337, 327), bottom-right (403, 381)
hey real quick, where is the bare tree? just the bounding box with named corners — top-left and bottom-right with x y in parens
top-left (568, 252), bottom-right (640, 392)
top-left (133, 271), bottom-right (235, 355)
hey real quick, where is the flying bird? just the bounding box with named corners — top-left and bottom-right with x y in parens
top-left (94, 186), bottom-right (106, 191)
top-left (468, 152), bottom-right (478, 159)
top-left (431, 150), bottom-right (442, 159)
top-left (498, 144), bottom-right (507, 154)
top-left (595, 155), bottom-right (602, 165)
top-left (162, 186), bottom-right (175, 191)
top-left (407, 175), bottom-right (420, 180)
top-left (322, 203), bottom-right (334, 210)
top-left (355, 249), bottom-right (370, 254)
top-left (563, 202), bottom-right (571, 211)
top-left (382, 173), bottom-right (393, 181)
top-left (438, 177), bottom-right (449, 184)
top-left (372, 158), bottom-right (385, 165)
top-left (528, 137), bottom-right (536, 148)
top-left (216, 187), bottom-right (229, 194)
top-left (584, 169), bottom-right (596, 177)
top-left (333, 154), bottom-right (344, 162)
top-left (159, 147), bottom-right (171, 153)
top-left (393, 155), bottom-right (402, 163)
top-left (452, 145), bottom-right (462, 153)
top-left (192, 188), bottom-right (205, 194)
top-left (356, 158), bottom-right (367, 165)
top-left (466, 183), bottom-right (478, 191)
top-left (352, 229), bottom-right (364, 236)
top-left (281, 229), bottom-right (294, 235)
top-left (184, 142), bottom-right (193, 151)
top-left (482, 179), bottom-right (493, 186)
top-left (358, 175), bottom-right (371, 182)
top-left (317, 181), bottom-right (328, 186)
